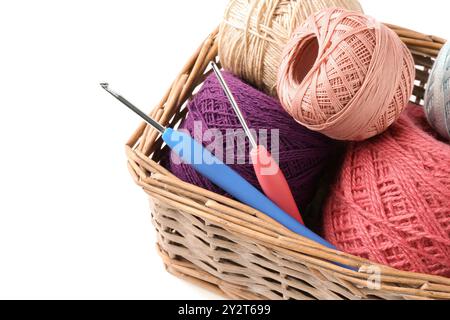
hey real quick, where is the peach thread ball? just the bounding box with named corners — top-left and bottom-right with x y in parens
top-left (277, 8), bottom-right (415, 141)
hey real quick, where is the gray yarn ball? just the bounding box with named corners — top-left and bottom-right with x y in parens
top-left (424, 41), bottom-right (450, 140)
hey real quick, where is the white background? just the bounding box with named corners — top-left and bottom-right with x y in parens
top-left (0, 0), bottom-right (448, 300)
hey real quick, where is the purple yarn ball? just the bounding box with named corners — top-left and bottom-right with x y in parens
top-left (163, 72), bottom-right (337, 211)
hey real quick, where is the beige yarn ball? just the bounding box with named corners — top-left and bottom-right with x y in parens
top-left (218, 0), bottom-right (363, 96)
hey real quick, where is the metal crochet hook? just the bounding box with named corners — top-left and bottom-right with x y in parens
top-left (101, 83), bottom-right (165, 133)
top-left (210, 62), bottom-right (304, 224)
top-left (100, 82), bottom-right (335, 248)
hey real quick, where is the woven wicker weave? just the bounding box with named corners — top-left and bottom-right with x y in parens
top-left (126, 24), bottom-right (450, 300)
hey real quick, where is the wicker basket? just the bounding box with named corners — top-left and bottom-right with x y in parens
top-left (126, 24), bottom-right (450, 300)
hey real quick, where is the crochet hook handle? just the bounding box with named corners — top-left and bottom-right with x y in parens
top-left (163, 128), bottom-right (331, 248)
top-left (251, 146), bottom-right (304, 224)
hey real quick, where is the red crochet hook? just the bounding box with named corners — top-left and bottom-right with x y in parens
top-left (211, 62), bottom-right (304, 224)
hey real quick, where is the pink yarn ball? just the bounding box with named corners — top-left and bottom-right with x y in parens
top-left (323, 104), bottom-right (450, 277)
top-left (277, 8), bottom-right (415, 141)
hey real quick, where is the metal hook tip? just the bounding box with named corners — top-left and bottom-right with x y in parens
top-left (100, 83), bottom-right (109, 90)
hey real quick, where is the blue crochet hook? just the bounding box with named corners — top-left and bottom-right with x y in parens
top-left (100, 83), bottom-right (336, 250)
